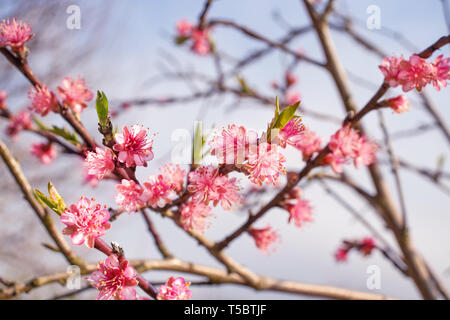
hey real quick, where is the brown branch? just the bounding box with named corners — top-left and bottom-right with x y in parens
top-left (140, 209), bottom-right (174, 259)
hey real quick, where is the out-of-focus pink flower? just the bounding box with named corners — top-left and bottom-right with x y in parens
top-left (278, 117), bottom-right (305, 148)
top-left (113, 125), bottom-right (155, 167)
top-left (271, 81), bottom-right (279, 90)
top-left (397, 55), bottom-right (435, 92)
top-left (88, 255), bottom-right (138, 300)
top-left (284, 198), bottom-right (313, 228)
top-left (157, 276), bottom-right (192, 300)
top-left (247, 142), bottom-right (286, 186)
top-left (209, 124), bottom-right (249, 164)
top-left (0, 18), bottom-right (34, 51)
top-left (325, 125), bottom-right (377, 173)
top-left (386, 95), bottom-right (410, 114)
top-left (180, 200), bottom-right (212, 233)
top-left (28, 85), bottom-right (58, 116)
top-left (57, 77), bottom-right (93, 114)
top-left (431, 54), bottom-right (450, 91)
top-left (83, 170), bottom-right (99, 188)
top-left (176, 19), bottom-right (193, 37)
top-left (84, 147), bottom-right (115, 180)
top-left (30, 142), bottom-right (58, 165)
top-left (5, 110), bottom-right (32, 140)
top-left (248, 225), bottom-right (280, 254)
top-left (60, 197), bottom-right (111, 248)
top-left (0, 90), bottom-right (7, 109)
top-left (358, 237), bottom-right (376, 256)
top-left (115, 179), bottom-right (145, 213)
top-left (285, 71), bottom-right (297, 87)
top-left (352, 135), bottom-right (377, 168)
top-left (191, 28), bottom-right (210, 55)
top-left (143, 174), bottom-right (176, 208)
top-left (160, 163), bottom-right (186, 193)
top-left (285, 91), bottom-right (301, 105)
top-left (334, 247), bottom-right (349, 262)
top-left (293, 130), bottom-right (322, 160)
top-left (322, 152), bottom-right (347, 174)
top-left (187, 165), bottom-right (241, 210)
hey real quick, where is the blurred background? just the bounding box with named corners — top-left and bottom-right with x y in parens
top-left (0, 0), bottom-right (449, 299)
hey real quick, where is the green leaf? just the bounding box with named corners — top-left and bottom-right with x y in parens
top-left (33, 117), bottom-right (48, 131)
top-left (96, 91), bottom-right (109, 127)
top-left (237, 76), bottom-right (252, 94)
top-left (175, 36), bottom-right (189, 45)
top-left (34, 183), bottom-right (66, 215)
top-left (274, 101), bottom-right (300, 130)
top-left (49, 126), bottom-right (79, 146)
top-left (193, 122), bottom-right (203, 164)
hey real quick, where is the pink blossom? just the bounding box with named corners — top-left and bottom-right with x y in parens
top-left (5, 110), bottom-right (32, 140)
top-left (191, 28), bottom-right (210, 55)
top-left (83, 170), bottom-right (99, 188)
top-left (209, 124), bottom-right (249, 164)
top-left (113, 125), bottom-right (155, 167)
top-left (322, 152), bottom-right (347, 174)
top-left (248, 225), bottom-right (280, 254)
top-left (278, 117), bottom-right (305, 148)
top-left (57, 77), bottom-right (93, 114)
top-left (386, 95), bottom-right (410, 114)
top-left (88, 255), bottom-right (138, 300)
top-left (293, 130), bottom-right (322, 160)
top-left (285, 91), bottom-right (301, 105)
top-left (0, 90), bottom-right (7, 109)
top-left (159, 163), bottom-right (186, 193)
top-left (334, 247), bottom-right (349, 262)
top-left (180, 200), bottom-right (212, 233)
top-left (329, 125), bottom-right (360, 159)
top-left (284, 198), bottom-right (313, 228)
top-left (28, 85), bottom-right (58, 116)
top-left (247, 142), bottom-right (286, 186)
top-left (271, 81), bottom-right (279, 89)
top-left (358, 237), bottom-right (376, 256)
top-left (30, 142), bottom-right (58, 165)
top-left (60, 197), bottom-right (111, 248)
top-left (143, 174), bottom-right (175, 208)
top-left (285, 71), bottom-right (297, 87)
top-left (187, 165), bottom-right (241, 210)
top-left (115, 179), bottom-right (145, 213)
top-left (379, 55), bottom-right (404, 88)
top-left (0, 18), bottom-right (34, 51)
top-left (352, 135), bottom-right (377, 168)
top-left (431, 54), bottom-right (450, 91)
top-left (84, 147), bottom-right (115, 180)
top-left (397, 55), bottom-right (435, 92)
top-left (157, 276), bottom-right (192, 300)
top-left (176, 19), bottom-right (192, 37)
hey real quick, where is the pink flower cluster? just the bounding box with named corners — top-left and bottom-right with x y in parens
top-left (187, 165), bottom-right (241, 210)
top-left (248, 225), bottom-right (280, 254)
top-left (281, 187), bottom-right (313, 228)
top-left (28, 85), bottom-right (58, 116)
top-left (278, 118), bottom-right (305, 148)
top-left (5, 110), bottom-right (32, 140)
top-left (247, 142), bottom-right (286, 186)
top-left (209, 124), bottom-right (251, 164)
top-left (113, 125), bottom-right (155, 167)
top-left (323, 125), bottom-right (377, 173)
top-left (115, 163), bottom-right (186, 212)
top-left (84, 147), bottom-right (115, 180)
top-left (180, 200), bottom-right (212, 233)
top-left (0, 18), bottom-right (34, 51)
top-left (379, 54), bottom-right (450, 92)
top-left (31, 142), bottom-right (58, 165)
top-left (176, 19), bottom-right (211, 55)
top-left (334, 237), bottom-right (376, 262)
top-left (57, 77), bottom-right (93, 114)
top-left (88, 255), bottom-right (138, 300)
top-left (157, 276), bottom-right (192, 300)
top-left (61, 197), bottom-right (111, 248)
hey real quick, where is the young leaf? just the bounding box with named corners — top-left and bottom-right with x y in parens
top-left (49, 126), bottom-right (79, 146)
top-left (273, 101), bottom-right (300, 130)
top-left (96, 91), bottom-right (109, 127)
top-left (193, 122), bottom-right (203, 164)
